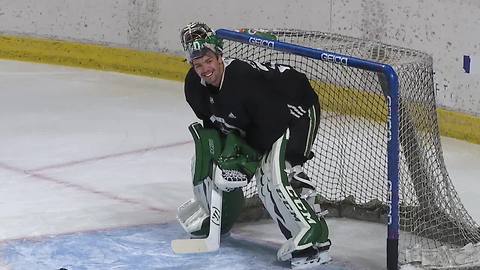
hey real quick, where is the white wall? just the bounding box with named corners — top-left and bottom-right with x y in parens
top-left (0, 0), bottom-right (478, 114)
top-left (332, 0), bottom-right (480, 115)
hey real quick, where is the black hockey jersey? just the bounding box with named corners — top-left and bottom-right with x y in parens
top-left (184, 58), bottom-right (318, 154)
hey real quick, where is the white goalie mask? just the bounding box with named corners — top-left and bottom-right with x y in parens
top-left (180, 22), bottom-right (223, 62)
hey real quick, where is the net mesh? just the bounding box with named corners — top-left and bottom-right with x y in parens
top-left (222, 29), bottom-right (480, 263)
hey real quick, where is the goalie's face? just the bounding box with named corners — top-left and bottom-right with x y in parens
top-left (191, 50), bottom-right (224, 88)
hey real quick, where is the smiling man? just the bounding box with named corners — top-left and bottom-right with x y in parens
top-left (176, 22), bottom-right (330, 268)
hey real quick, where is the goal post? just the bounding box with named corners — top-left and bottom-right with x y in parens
top-left (215, 28), bottom-right (480, 269)
top-left (216, 28), bottom-right (401, 270)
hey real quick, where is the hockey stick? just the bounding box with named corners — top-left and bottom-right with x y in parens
top-left (171, 168), bottom-right (223, 254)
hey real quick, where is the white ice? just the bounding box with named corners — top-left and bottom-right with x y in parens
top-left (0, 60), bottom-right (479, 270)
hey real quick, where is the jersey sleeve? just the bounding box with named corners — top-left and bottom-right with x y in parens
top-left (184, 68), bottom-right (213, 128)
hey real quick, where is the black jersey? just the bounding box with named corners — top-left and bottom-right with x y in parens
top-left (184, 58), bottom-right (318, 154)
top-left (247, 61), bottom-right (317, 108)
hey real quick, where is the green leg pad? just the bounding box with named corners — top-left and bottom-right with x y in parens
top-left (192, 188), bottom-right (245, 236)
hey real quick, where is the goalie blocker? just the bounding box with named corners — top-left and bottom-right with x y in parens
top-left (175, 123), bottom-right (331, 266)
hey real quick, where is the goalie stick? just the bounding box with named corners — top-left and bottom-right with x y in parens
top-left (171, 168), bottom-right (223, 254)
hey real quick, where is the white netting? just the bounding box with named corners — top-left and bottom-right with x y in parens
top-left (222, 29), bottom-right (480, 267)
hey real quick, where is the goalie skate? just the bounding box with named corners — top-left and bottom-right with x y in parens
top-left (291, 248), bottom-right (332, 269)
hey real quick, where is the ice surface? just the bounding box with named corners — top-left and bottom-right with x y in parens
top-left (0, 60), bottom-right (479, 270)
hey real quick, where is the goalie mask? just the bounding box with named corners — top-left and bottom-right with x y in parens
top-left (180, 22), bottom-right (223, 62)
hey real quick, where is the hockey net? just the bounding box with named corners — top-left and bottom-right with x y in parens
top-left (221, 29), bottom-right (480, 268)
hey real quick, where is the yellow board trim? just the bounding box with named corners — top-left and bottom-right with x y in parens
top-left (313, 81), bottom-right (387, 122)
top-left (438, 109), bottom-right (480, 145)
top-left (1, 34), bottom-right (479, 144)
top-left (0, 35), bottom-right (190, 81)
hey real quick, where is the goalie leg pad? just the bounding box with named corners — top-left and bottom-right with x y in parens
top-left (255, 129), bottom-right (330, 261)
top-left (220, 187), bottom-right (245, 234)
top-left (285, 162), bottom-right (321, 214)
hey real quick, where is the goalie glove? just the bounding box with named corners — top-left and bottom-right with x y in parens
top-left (215, 133), bottom-right (260, 192)
top-left (213, 166), bottom-right (249, 192)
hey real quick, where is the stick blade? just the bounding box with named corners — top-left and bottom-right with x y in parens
top-left (171, 238), bottom-right (218, 254)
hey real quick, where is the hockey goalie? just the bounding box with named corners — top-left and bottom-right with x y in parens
top-left (171, 22), bottom-right (331, 269)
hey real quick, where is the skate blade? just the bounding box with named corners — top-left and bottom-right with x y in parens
top-left (291, 251), bottom-right (332, 269)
